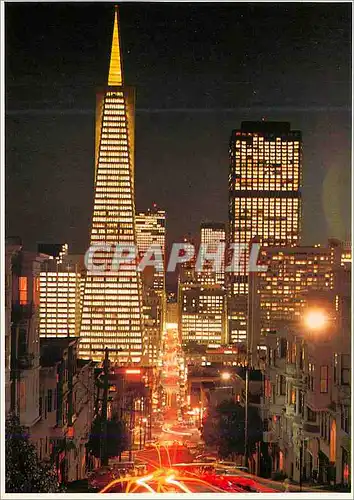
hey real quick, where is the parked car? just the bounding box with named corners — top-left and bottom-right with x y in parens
top-left (194, 454), bottom-right (217, 463)
top-left (217, 460), bottom-right (249, 473)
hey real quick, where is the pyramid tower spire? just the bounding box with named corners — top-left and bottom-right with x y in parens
top-left (108, 6), bottom-right (123, 86)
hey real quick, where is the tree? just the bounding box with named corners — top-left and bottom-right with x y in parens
top-left (5, 413), bottom-right (61, 493)
top-left (202, 400), bottom-right (263, 459)
top-left (87, 415), bottom-right (128, 459)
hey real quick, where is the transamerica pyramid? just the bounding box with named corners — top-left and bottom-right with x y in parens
top-left (79, 8), bottom-right (144, 364)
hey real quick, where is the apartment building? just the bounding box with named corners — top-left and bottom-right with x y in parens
top-left (31, 338), bottom-right (95, 483)
top-left (261, 261), bottom-right (351, 487)
top-left (8, 243), bottom-right (46, 430)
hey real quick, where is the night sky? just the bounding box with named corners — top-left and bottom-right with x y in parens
top-left (6, 2), bottom-right (352, 262)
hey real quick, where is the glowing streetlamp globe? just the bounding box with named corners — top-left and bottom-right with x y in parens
top-left (304, 309), bottom-right (328, 331)
top-left (221, 372), bottom-right (231, 381)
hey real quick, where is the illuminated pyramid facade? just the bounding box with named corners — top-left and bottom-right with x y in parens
top-left (79, 9), bottom-right (144, 363)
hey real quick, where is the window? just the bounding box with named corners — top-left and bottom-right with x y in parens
top-left (299, 391), bottom-right (304, 417)
top-left (333, 353), bottom-right (338, 384)
top-left (19, 381), bottom-right (26, 411)
top-left (292, 343), bottom-right (297, 364)
top-left (299, 346), bottom-right (304, 370)
top-left (53, 389), bottom-right (57, 411)
top-left (47, 389), bottom-right (53, 413)
top-left (307, 406), bottom-right (317, 423)
top-left (39, 396), bottom-right (43, 417)
top-left (277, 374), bottom-right (286, 396)
top-left (320, 365), bottom-right (328, 393)
top-left (19, 277), bottom-right (27, 305)
top-left (290, 387), bottom-right (296, 410)
top-left (320, 412), bottom-right (330, 441)
top-left (264, 378), bottom-right (271, 398)
top-left (18, 328), bottom-right (27, 357)
top-left (341, 354), bottom-right (350, 385)
top-left (278, 338), bottom-right (287, 358)
top-left (308, 363), bottom-right (315, 391)
top-left (341, 406), bottom-right (349, 433)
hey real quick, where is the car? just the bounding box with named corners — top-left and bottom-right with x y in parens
top-left (194, 454), bottom-right (217, 463)
top-left (224, 475), bottom-right (260, 492)
top-left (234, 466), bottom-right (249, 473)
top-left (217, 461), bottom-right (249, 473)
top-left (217, 460), bottom-right (237, 467)
top-left (215, 466), bottom-right (249, 475)
top-left (199, 473), bottom-right (245, 492)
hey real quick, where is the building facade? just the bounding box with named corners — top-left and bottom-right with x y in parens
top-left (228, 121), bottom-right (302, 296)
top-left (142, 287), bottom-right (165, 367)
top-left (257, 242), bottom-right (340, 332)
top-left (80, 9), bottom-right (144, 363)
top-left (135, 206), bottom-right (166, 291)
top-left (179, 283), bottom-right (227, 347)
top-left (39, 256), bottom-right (84, 338)
top-left (135, 206), bottom-right (166, 366)
top-left (227, 121), bottom-right (302, 346)
top-left (197, 222), bottom-right (226, 286)
top-left (32, 338), bottom-right (95, 484)
top-left (5, 238), bottom-right (22, 414)
top-left (9, 246), bottom-right (45, 430)
top-left (261, 256), bottom-right (351, 487)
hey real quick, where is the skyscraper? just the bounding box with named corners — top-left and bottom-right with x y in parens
top-left (179, 283), bottom-right (227, 347)
top-left (228, 121), bottom-right (302, 296)
top-left (79, 9), bottom-right (144, 363)
top-left (197, 222), bottom-right (225, 286)
top-left (135, 205), bottom-right (166, 290)
top-left (135, 206), bottom-right (166, 366)
top-left (39, 255), bottom-right (84, 339)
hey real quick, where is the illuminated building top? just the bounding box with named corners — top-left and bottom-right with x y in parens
top-left (108, 7), bottom-right (123, 86)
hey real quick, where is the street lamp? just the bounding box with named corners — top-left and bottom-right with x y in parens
top-left (304, 308), bottom-right (328, 331)
top-left (220, 371), bottom-right (231, 381)
top-left (299, 308), bottom-right (329, 489)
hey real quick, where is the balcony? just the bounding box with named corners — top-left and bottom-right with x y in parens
top-left (303, 422), bottom-right (320, 436)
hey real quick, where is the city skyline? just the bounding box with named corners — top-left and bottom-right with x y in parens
top-left (5, 2), bottom-right (351, 260)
